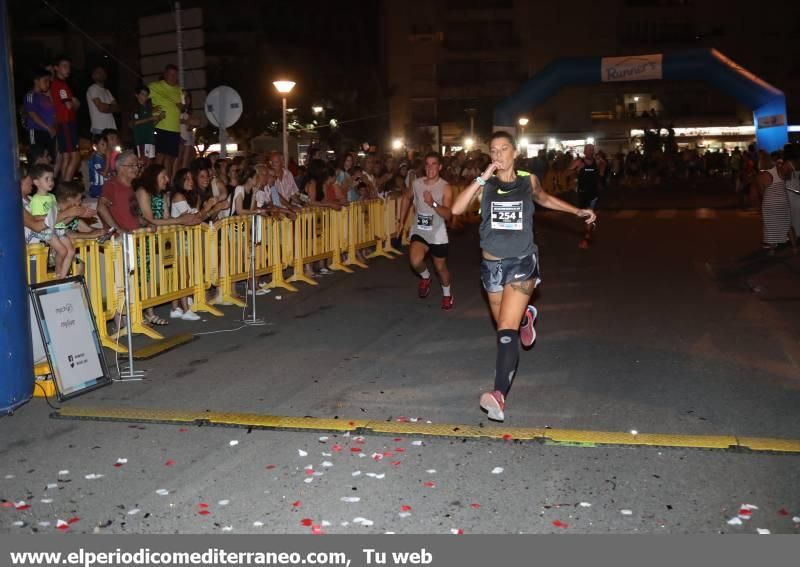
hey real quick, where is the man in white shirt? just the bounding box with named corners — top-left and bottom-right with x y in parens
top-left (86, 66), bottom-right (118, 135)
top-left (269, 151), bottom-right (303, 207)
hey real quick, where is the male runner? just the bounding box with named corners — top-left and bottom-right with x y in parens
top-left (398, 152), bottom-right (454, 310)
top-left (568, 143), bottom-right (606, 248)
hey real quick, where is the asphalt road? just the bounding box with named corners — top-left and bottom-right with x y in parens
top-left (2, 197), bottom-right (799, 534)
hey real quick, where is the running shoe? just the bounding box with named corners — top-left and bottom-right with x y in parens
top-left (418, 277), bottom-right (432, 298)
top-left (520, 305), bottom-right (538, 348)
top-left (441, 295), bottom-right (454, 310)
top-left (480, 390), bottom-right (506, 422)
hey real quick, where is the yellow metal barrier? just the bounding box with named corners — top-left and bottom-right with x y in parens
top-left (288, 207), bottom-right (352, 286)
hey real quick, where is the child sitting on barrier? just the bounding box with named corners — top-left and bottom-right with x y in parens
top-left (56, 181), bottom-right (105, 277)
top-left (88, 133), bottom-right (110, 198)
top-left (28, 164), bottom-right (75, 279)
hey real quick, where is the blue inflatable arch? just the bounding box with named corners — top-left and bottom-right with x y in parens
top-left (494, 49), bottom-right (788, 152)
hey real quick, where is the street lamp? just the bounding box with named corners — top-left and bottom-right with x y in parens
top-left (518, 117), bottom-right (529, 134)
top-left (392, 138), bottom-right (404, 151)
top-left (464, 137), bottom-right (475, 150)
top-left (312, 105), bottom-right (323, 115)
top-left (273, 80), bottom-right (296, 160)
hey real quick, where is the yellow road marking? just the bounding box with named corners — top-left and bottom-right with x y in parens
top-left (52, 407), bottom-right (800, 453)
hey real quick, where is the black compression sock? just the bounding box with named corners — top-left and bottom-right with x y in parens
top-left (494, 329), bottom-right (520, 395)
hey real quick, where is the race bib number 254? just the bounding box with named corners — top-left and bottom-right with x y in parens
top-left (490, 201), bottom-right (523, 230)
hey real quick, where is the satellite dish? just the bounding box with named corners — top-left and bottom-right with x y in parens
top-left (205, 86), bottom-right (243, 128)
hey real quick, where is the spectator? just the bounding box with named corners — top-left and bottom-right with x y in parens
top-left (96, 150), bottom-right (143, 233)
top-left (131, 86), bottom-right (162, 164)
top-left (783, 145), bottom-right (800, 244)
top-left (56, 181), bottom-right (106, 241)
top-left (50, 55), bottom-right (81, 181)
top-left (88, 134), bottom-right (110, 198)
top-left (192, 164), bottom-right (228, 221)
top-left (756, 152), bottom-right (791, 254)
top-left (230, 167), bottom-right (260, 216)
top-left (28, 164), bottom-right (75, 278)
top-left (166, 168), bottom-right (203, 321)
top-left (148, 64), bottom-right (183, 180)
top-left (23, 67), bottom-right (57, 162)
top-left (211, 158), bottom-right (229, 198)
top-left (26, 141), bottom-right (54, 167)
top-left (101, 128), bottom-right (121, 172)
top-left (270, 151), bottom-right (303, 208)
top-left (86, 65), bottom-right (118, 136)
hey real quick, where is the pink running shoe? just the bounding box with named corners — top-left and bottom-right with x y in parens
top-left (520, 305), bottom-right (538, 348)
top-left (480, 390), bottom-right (506, 422)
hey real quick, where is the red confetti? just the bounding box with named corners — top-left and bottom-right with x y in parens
top-left (552, 520), bottom-right (569, 529)
top-left (57, 523), bottom-right (70, 531)
top-left (502, 434), bottom-right (513, 441)
top-left (198, 503), bottom-right (209, 508)
top-left (311, 525), bottom-right (324, 535)
top-left (453, 528), bottom-right (464, 535)
top-left (424, 481), bottom-right (436, 488)
top-left (165, 460), bottom-right (175, 467)
top-left (395, 447), bottom-right (406, 453)
top-left (739, 509), bottom-right (752, 517)
top-left (394, 438), bottom-right (403, 442)
top-left (1, 502), bottom-right (14, 508)
top-left (332, 444), bottom-right (343, 453)
top-left (15, 504), bottom-right (31, 511)
top-left (300, 518), bottom-right (313, 527)
top-left (265, 464), bottom-right (276, 470)
top-left (113, 463), bottom-right (124, 468)
top-left (470, 503), bottom-right (481, 509)
top-left (397, 416), bottom-right (408, 422)
top-left (401, 505), bottom-right (412, 512)
top-left (354, 439), bottom-right (366, 445)
top-left (350, 447), bottom-right (361, 453)
top-left (292, 501), bottom-right (301, 508)
top-left (348, 421), bottom-right (355, 426)
top-left (383, 451), bottom-right (394, 458)
top-left (179, 428), bottom-right (189, 432)
top-left (198, 510), bottom-right (210, 516)
top-left (67, 517), bottom-right (80, 525)
top-left (305, 469), bottom-right (314, 476)
top-left (779, 508), bottom-right (790, 516)
top-left (391, 461), bottom-right (402, 467)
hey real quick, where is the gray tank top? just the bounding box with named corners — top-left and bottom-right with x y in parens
top-left (410, 177), bottom-right (449, 244)
top-left (479, 174), bottom-right (537, 258)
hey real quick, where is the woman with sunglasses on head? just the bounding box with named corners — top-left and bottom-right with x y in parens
top-left (452, 131), bottom-right (596, 422)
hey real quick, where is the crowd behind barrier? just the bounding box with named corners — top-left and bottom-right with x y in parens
top-left (25, 194), bottom-right (477, 363)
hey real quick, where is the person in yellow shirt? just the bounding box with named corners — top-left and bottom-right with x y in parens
top-left (148, 64), bottom-right (183, 179)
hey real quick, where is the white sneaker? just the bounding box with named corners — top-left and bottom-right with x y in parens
top-left (255, 288), bottom-right (271, 296)
top-left (319, 268), bottom-right (331, 275)
top-left (181, 310), bottom-right (201, 321)
top-left (170, 308), bottom-right (184, 319)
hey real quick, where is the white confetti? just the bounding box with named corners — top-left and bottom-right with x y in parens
top-left (46, 483), bottom-right (57, 490)
top-left (630, 430), bottom-right (638, 435)
top-left (298, 449), bottom-right (308, 457)
top-left (741, 504), bottom-right (759, 511)
top-left (58, 470), bottom-right (69, 476)
top-left (218, 499), bottom-right (230, 506)
top-left (426, 469), bottom-right (437, 474)
top-left (253, 521), bottom-right (264, 527)
top-left (312, 471), bottom-right (324, 477)
top-left (579, 502), bottom-right (592, 508)
top-left (450, 528), bottom-right (462, 534)
top-left (353, 517), bottom-right (374, 527)
top-left (620, 509), bottom-right (633, 516)
top-left (319, 436), bottom-right (329, 442)
top-left (410, 418), bottom-right (419, 423)
top-left (757, 528), bottom-right (771, 535)
top-left (40, 499), bottom-right (53, 504)
top-left (727, 517), bottom-right (743, 526)
top-left (4, 474), bottom-right (15, 479)
top-left (321, 452), bottom-right (332, 457)
top-left (156, 489), bottom-right (170, 496)
top-left (14, 500), bottom-right (27, 509)
top-left (56, 520), bottom-right (69, 529)
top-left (85, 473), bottom-right (104, 480)
top-left (322, 461), bottom-right (334, 468)
top-left (365, 473), bottom-right (386, 479)
top-left (304, 478), bottom-right (313, 484)
top-left (127, 509), bottom-right (141, 515)
top-left (371, 453), bottom-right (384, 461)
top-left (340, 497), bottom-right (361, 503)
top-left (792, 516), bottom-right (800, 523)
top-left (491, 467), bottom-right (504, 474)
top-left (399, 512), bottom-right (412, 518)
top-left (321, 520), bottom-right (331, 527)
top-left (275, 296), bottom-right (282, 300)
top-left (116, 458), bottom-right (128, 464)
top-left (229, 440), bottom-right (239, 447)
top-left (304, 464), bottom-right (314, 470)
top-left (38, 521), bottom-right (51, 527)
top-left (340, 521), bottom-right (350, 527)
top-left (222, 526), bottom-right (233, 532)
top-left (352, 471), bottom-right (362, 477)
top-left (385, 531), bottom-right (396, 534)
top-left (411, 440), bottom-right (424, 446)
top-left (12, 521), bottom-right (24, 527)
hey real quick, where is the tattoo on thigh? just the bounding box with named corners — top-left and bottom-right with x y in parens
top-left (509, 280), bottom-right (536, 295)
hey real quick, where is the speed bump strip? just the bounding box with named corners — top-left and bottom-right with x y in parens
top-left (51, 406), bottom-right (800, 453)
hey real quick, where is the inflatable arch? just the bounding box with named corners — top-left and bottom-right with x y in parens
top-left (494, 49), bottom-right (788, 152)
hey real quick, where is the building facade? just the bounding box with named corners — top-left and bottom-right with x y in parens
top-left (382, 0), bottom-right (799, 153)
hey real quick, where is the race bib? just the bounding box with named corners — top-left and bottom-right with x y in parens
top-left (416, 213), bottom-right (434, 231)
top-left (490, 201), bottom-right (523, 230)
